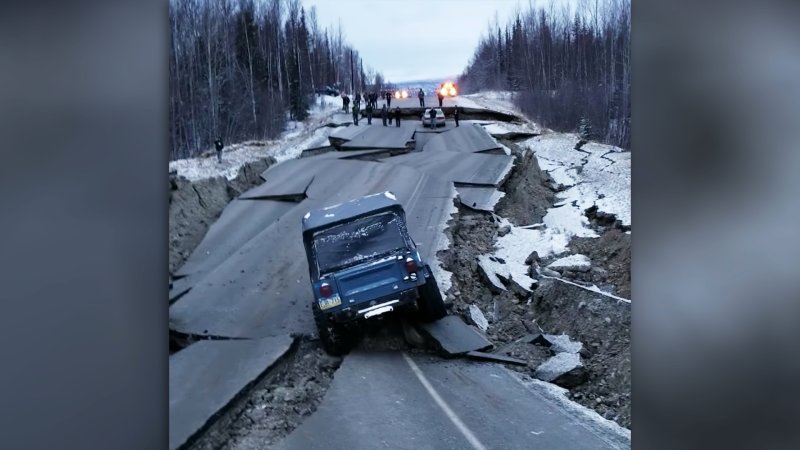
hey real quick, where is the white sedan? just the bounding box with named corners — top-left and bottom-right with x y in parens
top-left (421, 108), bottom-right (446, 128)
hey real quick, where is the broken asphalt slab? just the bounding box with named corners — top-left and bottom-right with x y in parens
top-left (533, 352), bottom-right (588, 389)
top-left (169, 335), bottom-right (294, 450)
top-left (465, 350), bottom-right (527, 366)
top-left (419, 315), bottom-right (493, 355)
top-left (340, 124), bottom-right (415, 150)
top-left (456, 186), bottom-right (505, 212)
top-left (423, 123), bottom-right (502, 153)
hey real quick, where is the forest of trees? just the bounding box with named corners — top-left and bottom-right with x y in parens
top-left (459, 0), bottom-right (631, 149)
top-left (169, 0), bottom-right (383, 160)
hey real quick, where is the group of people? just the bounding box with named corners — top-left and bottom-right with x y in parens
top-left (341, 88), bottom-right (460, 128)
top-left (341, 91), bottom-right (383, 113)
top-left (351, 102), bottom-right (403, 127)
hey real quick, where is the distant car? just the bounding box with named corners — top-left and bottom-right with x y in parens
top-left (315, 86), bottom-right (339, 96)
top-left (439, 81), bottom-right (457, 97)
top-left (421, 108), bottom-right (446, 128)
top-left (302, 191), bottom-right (447, 355)
top-left (394, 89), bottom-right (409, 99)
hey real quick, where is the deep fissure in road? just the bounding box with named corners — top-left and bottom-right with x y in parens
top-left (169, 117), bottom-right (631, 445)
top-left (186, 319), bottom-right (438, 450)
top-left (439, 140), bottom-right (631, 427)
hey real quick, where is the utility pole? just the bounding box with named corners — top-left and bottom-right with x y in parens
top-left (360, 58), bottom-right (364, 91)
top-left (349, 49), bottom-right (354, 94)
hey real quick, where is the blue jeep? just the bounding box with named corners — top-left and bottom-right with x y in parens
top-left (302, 191), bottom-right (447, 354)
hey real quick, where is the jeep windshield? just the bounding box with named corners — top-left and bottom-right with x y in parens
top-left (313, 212), bottom-right (408, 275)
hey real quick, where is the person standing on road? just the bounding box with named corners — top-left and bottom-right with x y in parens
top-left (352, 103), bottom-right (360, 126)
top-left (454, 104), bottom-right (460, 127)
top-left (418, 88), bottom-right (425, 107)
top-left (354, 92), bottom-right (361, 110)
top-left (437, 89), bottom-right (444, 108)
top-left (342, 94), bottom-right (350, 113)
top-left (366, 101), bottom-right (373, 125)
top-left (428, 108), bottom-right (436, 129)
top-left (395, 106), bottom-right (401, 127)
top-left (386, 90), bottom-right (392, 108)
top-left (381, 104), bottom-right (387, 126)
top-left (214, 137), bottom-right (224, 163)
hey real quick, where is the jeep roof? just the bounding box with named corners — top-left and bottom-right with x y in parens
top-left (302, 191), bottom-right (403, 236)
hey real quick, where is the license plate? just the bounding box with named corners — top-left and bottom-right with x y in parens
top-left (318, 294), bottom-right (341, 310)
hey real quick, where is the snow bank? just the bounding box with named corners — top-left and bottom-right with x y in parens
top-left (480, 131), bottom-right (630, 301)
top-left (548, 254), bottom-right (591, 271)
top-left (524, 133), bottom-right (630, 228)
top-left (169, 95), bottom-right (343, 182)
top-left (480, 121), bottom-right (541, 137)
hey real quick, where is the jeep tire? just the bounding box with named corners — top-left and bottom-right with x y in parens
top-left (313, 308), bottom-right (349, 355)
top-left (417, 265), bottom-right (447, 322)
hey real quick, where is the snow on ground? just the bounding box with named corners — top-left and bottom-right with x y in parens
top-left (458, 91), bottom-right (520, 117)
top-left (480, 121), bottom-right (541, 137)
top-left (526, 133), bottom-right (630, 227)
top-left (480, 131), bottom-right (631, 300)
top-left (431, 185), bottom-right (459, 298)
top-left (169, 94), bottom-right (343, 181)
top-left (547, 254), bottom-right (591, 271)
top-left (511, 371), bottom-right (632, 438)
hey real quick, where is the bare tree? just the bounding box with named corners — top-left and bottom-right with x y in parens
top-left (459, 0), bottom-right (631, 149)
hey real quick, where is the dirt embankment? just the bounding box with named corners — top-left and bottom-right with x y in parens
top-left (169, 157), bottom-right (276, 274)
top-left (440, 140), bottom-right (631, 428)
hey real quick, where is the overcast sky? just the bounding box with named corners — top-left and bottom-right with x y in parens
top-left (302, 0), bottom-right (529, 82)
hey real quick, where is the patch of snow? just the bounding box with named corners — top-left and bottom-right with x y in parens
top-left (492, 226), bottom-right (570, 285)
top-left (542, 204), bottom-right (599, 238)
top-left (429, 185), bottom-right (458, 297)
top-left (169, 95), bottom-right (344, 182)
top-left (523, 133), bottom-right (630, 228)
top-left (542, 334), bottom-right (584, 354)
top-left (469, 304), bottom-right (489, 332)
top-left (548, 254), bottom-right (591, 271)
top-left (480, 121), bottom-right (540, 137)
top-left (508, 370), bottom-right (632, 439)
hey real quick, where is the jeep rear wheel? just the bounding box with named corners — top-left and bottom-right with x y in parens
top-left (313, 310), bottom-right (350, 356)
top-left (417, 266), bottom-right (447, 322)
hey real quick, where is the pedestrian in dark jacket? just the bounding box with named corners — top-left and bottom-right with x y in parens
top-left (418, 88), bottom-right (425, 107)
top-left (352, 104), bottom-right (360, 126)
top-left (386, 91), bottom-right (392, 108)
top-left (428, 108), bottom-right (437, 128)
top-left (395, 106), bottom-right (401, 127)
top-left (343, 94), bottom-right (350, 113)
top-left (381, 104), bottom-right (387, 126)
top-left (454, 105), bottom-right (460, 127)
top-left (214, 137), bottom-right (224, 163)
top-left (366, 101), bottom-right (373, 125)
top-left (437, 90), bottom-right (444, 108)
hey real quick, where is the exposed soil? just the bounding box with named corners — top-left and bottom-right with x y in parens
top-left (568, 229), bottom-right (631, 299)
top-left (187, 339), bottom-right (341, 450)
top-left (495, 139), bottom-right (554, 225)
top-left (186, 319), bottom-right (429, 450)
top-left (169, 156), bottom-right (276, 274)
